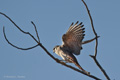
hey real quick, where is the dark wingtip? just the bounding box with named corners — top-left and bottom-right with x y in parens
top-left (82, 31), bottom-right (85, 33)
top-left (80, 22), bottom-right (83, 25)
top-left (75, 21), bottom-right (79, 24)
top-left (71, 22), bottom-right (74, 26)
top-left (81, 25), bottom-right (84, 27)
top-left (82, 28), bottom-right (85, 30)
top-left (83, 34), bottom-right (85, 36)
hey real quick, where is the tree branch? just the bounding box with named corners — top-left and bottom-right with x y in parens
top-left (90, 55), bottom-right (110, 80)
top-left (0, 12), bottom-right (100, 80)
top-left (81, 0), bottom-right (98, 57)
top-left (81, 0), bottom-right (110, 80)
top-left (0, 12), bottom-right (39, 44)
top-left (31, 21), bottom-right (40, 43)
top-left (3, 26), bottom-right (39, 50)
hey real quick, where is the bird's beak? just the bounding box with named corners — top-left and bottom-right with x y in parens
top-left (53, 49), bottom-right (55, 53)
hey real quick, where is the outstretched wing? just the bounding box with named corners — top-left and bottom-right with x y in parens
top-left (62, 21), bottom-right (85, 55)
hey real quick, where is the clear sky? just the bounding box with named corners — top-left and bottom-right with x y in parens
top-left (0, 0), bottom-right (120, 80)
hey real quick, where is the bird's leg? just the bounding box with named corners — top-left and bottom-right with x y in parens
top-left (82, 36), bottom-right (100, 44)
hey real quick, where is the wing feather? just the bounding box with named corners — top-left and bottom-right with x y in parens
top-left (62, 21), bottom-right (85, 55)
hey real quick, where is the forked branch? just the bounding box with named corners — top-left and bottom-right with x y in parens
top-left (81, 0), bottom-right (110, 80)
top-left (0, 12), bottom-right (100, 80)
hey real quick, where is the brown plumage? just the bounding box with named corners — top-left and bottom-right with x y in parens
top-left (53, 21), bottom-right (99, 74)
top-left (62, 21), bottom-right (85, 55)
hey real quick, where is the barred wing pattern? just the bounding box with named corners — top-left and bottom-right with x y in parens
top-left (62, 21), bottom-right (85, 55)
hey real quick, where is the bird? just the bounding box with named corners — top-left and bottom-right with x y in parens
top-left (53, 21), bottom-right (99, 74)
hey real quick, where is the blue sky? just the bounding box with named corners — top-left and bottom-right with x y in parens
top-left (0, 0), bottom-right (120, 80)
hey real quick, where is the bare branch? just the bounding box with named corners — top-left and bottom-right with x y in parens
top-left (3, 27), bottom-right (39, 50)
top-left (81, 0), bottom-right (110, 80)
top-left (81, 0), bottom-right (98, 57)
top-left (0, 12), bottom-right (39, 43)
top-left (90, 55), bottom-right (110, 80)
top-left (0, 12), bottom-right (101, 80)
top-left (31, 21), bottom-right (40, 43)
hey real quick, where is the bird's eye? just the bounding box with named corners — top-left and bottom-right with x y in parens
top-left (53, 47), bottom-right (56, 51)
top-left (53, 47), bottom-right (56, 53)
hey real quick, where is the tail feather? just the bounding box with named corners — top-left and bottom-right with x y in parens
top-left (74, 62), bottom-right (85, 71)
top-left (74, 62), bottom-right (90, 74)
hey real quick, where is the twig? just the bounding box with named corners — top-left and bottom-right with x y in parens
top-left (3, 27), bottom-right (39, 50)
top-left (0, 12), bottom-right (100, 80)
top-left (0, 12), bottom-right (39, 43)
top-left (31, 21), bottom-right (40, 43)
top-left (90, 55), bottom-right (110, 80)
top-left (81, 0), bottom-right (110, 80)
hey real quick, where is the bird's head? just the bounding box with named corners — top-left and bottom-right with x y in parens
top-left (53, 45), bottom-right (60, 53)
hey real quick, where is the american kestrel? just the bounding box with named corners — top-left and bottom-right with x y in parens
top-left (53, 21), bottom-right (98, 74)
